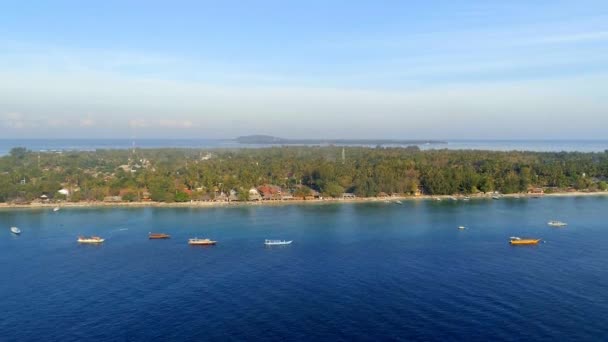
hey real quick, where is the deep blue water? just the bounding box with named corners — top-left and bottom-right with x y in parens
top-left (1, 139), bottom-right (608, 155)
top-left (1, 197), bottom-right (608, 341)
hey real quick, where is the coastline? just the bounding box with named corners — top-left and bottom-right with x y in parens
top-left (1, 191), bottom-right (607, 210)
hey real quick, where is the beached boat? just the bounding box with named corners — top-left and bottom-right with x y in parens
top-left (509, 236), bottom-right (541, 245)
top-left (77, 236), bottom-right (104, 244)
top-left (188, 238), bottom-right (217, 246)
top-left (264, 239), bottom-right (293, 246)
top-left (547, 220), bottom-right (567, 227)
top-left (10, 226), bottom-right (21, 235)
top-left (149, 233), bottom-right (170, 239)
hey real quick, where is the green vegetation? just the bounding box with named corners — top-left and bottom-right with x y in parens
top-left (1, 146), bottom-right (607, 203)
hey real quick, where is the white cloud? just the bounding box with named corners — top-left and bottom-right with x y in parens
top-left (2, 112), bottom-right (27, 129)
top-left (530, 31), bottom-right (608, 44)
top-left (79, 118), bottom-right (96, 127)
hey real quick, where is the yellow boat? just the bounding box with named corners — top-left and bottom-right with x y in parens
top-left (509, 236), bottom-right (541, 245)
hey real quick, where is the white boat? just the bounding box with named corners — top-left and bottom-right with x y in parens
top-left (394, 200), bottom-right (403, 205)
top-left (264, 239), bottom-right (292, 246)
top-left (53, 207), bottom-right (60, 212)
top-left (77, 236), bottom-right (105, 244)
top-left (547, 220), bottom-right (567, 227)
top-left (10, 226), bottom-right (21, 235)
top-left (458, 226), bottom-right (466, 230)
top-left (463, 197), bottom-right (470, 201)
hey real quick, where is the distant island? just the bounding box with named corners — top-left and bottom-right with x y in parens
top-left (235, 135), bottom-right (447, 146)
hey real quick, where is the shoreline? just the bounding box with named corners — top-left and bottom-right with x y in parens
top-left (1, 191), bottom-right (607, 210)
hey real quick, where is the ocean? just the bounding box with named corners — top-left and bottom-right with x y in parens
top-left (1, 197), bottom-right (607, 341)
top-left (1, 139), bottom-right (607, 155)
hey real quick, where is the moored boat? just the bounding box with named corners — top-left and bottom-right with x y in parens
top-left (264, 239), bottom-right (293, 246)
top-left (188, 238), bottom-right (217, 245)
top-left (78, 236), bottom-right (104, 244)
top-left (10, 226), bottom-right (21, 235)
top-left (149, 233), bottom-right (170, 239)
top-left (547, 220), bottom-right (567, 227)
top-left (509, 236), bottom-right (541, 245)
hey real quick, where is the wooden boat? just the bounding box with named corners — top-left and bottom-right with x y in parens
top-left (547, 220), bottom-right (567, 227)
top-left (149, 233), bottom-right (170, 239)
top-left (77, 236), bottom-right (104, 244)
top-left (264, 239), bottom-right (293, 246)
top-left (188, 238), bottom-right (217, 246)
top-left (509, 236), bottom-right (541, 245)
top-left (10, 226), bottom-right (21, 235)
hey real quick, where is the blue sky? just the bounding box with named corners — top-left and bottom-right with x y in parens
top-left (1, 1), bottom-right (607, 139)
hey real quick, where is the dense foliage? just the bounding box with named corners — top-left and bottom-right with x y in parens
top-left (1, 146), bottom-right (607, 203)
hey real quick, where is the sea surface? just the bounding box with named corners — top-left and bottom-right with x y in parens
top-left (1, 197), bottom-right (608, 341)
top-left (1, 139), bottom-right (607, 155)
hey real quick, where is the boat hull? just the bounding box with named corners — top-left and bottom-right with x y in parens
top-left (264, 240), bottom-right (293, 246)
top-left (510, 239), bottom-right (541, 245)
top-left (78, 236), bottom-right (104, 244)
top-left (78, 239), bottom-right (105, 244)
top-left (188, 238), bottom-right (217, 245)
top-left (149, 234), bottom-right (170, 239)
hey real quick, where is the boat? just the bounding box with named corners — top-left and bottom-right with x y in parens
top-left (264, 239), bottom-right (293, 246)
top-left (509, 236), bottom-right (541, 245)
top-left (149, 233), bottom-right (170, 239)
top-left (492, 195), bottom-right (500, 200)
top-left (547, 220), bottom-right (567, 227)
top-left (458, 226), bottom-right (466, 230)
top-left (10, 226), bottom-right (21, 235)
top-left (188, 238), bottom-right (217, 246)
top-left (463, 196), bottom-right (470, 201)
top-left (77, 236), bottom-right (104, 244)
top-left (394, 200), bottom-right (403, 205)
top-left (433, 197), bottom-right (442, 201)
top-left (53, 207), bottom-right (60, 212)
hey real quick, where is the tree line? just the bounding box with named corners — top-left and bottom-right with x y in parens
top-left (1, 146), bottom-right (607, 203)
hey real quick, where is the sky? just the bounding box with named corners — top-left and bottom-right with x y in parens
top-left (1, 0), bottom-right (607, 139)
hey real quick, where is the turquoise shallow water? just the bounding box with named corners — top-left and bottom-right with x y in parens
top-left (1, 197), bottom-right (608, 341)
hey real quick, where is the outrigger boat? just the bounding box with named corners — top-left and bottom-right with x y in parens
top-left (509, 236), bottom-right (541, 245)
top-left (10, 227), bottom-right (21, 235)
top-left (149, 233), bottom-right (170, 239)
top-left (264, 239), bottom-right (293, 246)
top-left (188, 238), bottom-right (217, 246)
top-left (77, 236), bottom-right (104, 244)
top-left (547, 220), bottom-right (567, 227)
